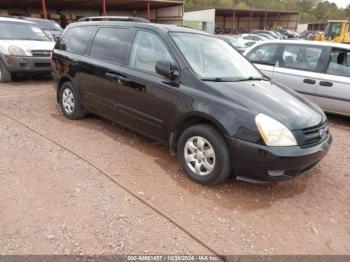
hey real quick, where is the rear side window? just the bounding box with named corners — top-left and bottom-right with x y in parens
top-left (58, 26), bottom-right (95, 55)
top-left (327, 49), bottom-right (350, 77)
top-left (281, 45), bottom-right (322, 71)
top-left (90, 27), bottom-right (130, 64)
top-left (246, 44), bottom-right (278, 65)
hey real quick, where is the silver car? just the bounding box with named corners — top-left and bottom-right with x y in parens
top-left (244, 40), bottom-right (350, 116)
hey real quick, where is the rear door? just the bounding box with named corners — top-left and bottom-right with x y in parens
top-left (82, 26), bottom-right (131, 121)
top-left (316, 48), bottom-right (350, 115)
top-left (54, 25), bottom-right (96, 98)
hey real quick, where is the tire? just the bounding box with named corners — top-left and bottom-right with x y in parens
top-left (177, 124), bottom-right (232, 185)
top-left (59, 82), bottom-right (86, 120)
top-left (0, 60), bottom-right (12, 83)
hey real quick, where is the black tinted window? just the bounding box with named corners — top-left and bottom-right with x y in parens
top-left (59, 26), bottom-right (95, 55)
top-left (90, 27), bottom-right (129, 64)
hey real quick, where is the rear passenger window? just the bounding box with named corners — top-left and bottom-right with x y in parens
top-left (327, 49), bottom-right (350, 77)
top-left (90, 27), bottom-right (130, 64)
top-left (129, 31), bottom-right (174, 73)
top-left (59, 26), bottom-right (95, 55)
top-left (246, 44), bottom-right (278, 65)
top-left (281, 45), bottom-right (322, 71)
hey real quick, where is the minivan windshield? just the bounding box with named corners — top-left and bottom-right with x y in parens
top-left (170, 32), bottom-right (262, 81)
top-left (0, 22), bottom-right (49, 41)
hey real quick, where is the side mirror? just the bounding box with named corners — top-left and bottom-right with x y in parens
top-left (156, 60), bottom-right (179, 80)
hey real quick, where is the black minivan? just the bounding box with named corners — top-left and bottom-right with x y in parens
top-left (51, 18), bottom-right (332, 185)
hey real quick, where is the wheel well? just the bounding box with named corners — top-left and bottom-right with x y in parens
top-left (57, 77), bottom-right (71, 102)
top-left (171, 116), bottom-right (229, 155)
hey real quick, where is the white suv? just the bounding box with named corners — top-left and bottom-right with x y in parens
top-left (0, 17), bottom-right (55, 82)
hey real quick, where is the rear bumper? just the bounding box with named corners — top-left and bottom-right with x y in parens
top-left (230, 133), bottom-right (332, 182)
top-left (1, 55), bottom-right (51, 74)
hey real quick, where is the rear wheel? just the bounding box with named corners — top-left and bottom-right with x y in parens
top-left (0, 60), bottom-right (12, 83)
top-left (177, 124), bottom-right (232, 185)
top-left (59, 82), bottom-right (86, 120)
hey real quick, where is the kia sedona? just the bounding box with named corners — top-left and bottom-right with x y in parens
top-left (0, 17), bottom-right (55, 82)
top-left (51, 18), bottom-right (332, 185)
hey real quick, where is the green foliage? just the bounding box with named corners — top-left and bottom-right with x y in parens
top-left (183, 0), bottom-right (350, 23)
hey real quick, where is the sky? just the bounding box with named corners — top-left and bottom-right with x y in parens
top-left (329, 0), bottom-right (349, 8)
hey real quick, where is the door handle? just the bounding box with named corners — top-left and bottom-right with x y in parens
top-left (105, 73), bottom-right (130, 86)
top-left (319, 81), bottom-right (333, 87)
top-left (117, 76), bottom-right (130, 86)
top-left (303, 79), bottom-right (316, 85)
top-left (105, 72), bottom-right (119, 80)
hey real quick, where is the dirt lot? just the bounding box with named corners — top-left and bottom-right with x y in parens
top-left (0, 79), bottom-right (349, 255)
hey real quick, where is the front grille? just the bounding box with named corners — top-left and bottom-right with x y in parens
top-left (299, 121), bottom-right (329, 148)
top-left (31, 50), bottom-right (52, 57)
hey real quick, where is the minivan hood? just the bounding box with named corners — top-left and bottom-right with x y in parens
top-left (206, 80), bottom-right (325, 130)
top-left (0, 40), bottom-right (55, 55)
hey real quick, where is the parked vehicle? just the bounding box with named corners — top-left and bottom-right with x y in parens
top-left (255, 32), bottom-right (276, 40)
top-left (272, 28), bottom-right (297, 39)
top-left (239, 33), bottom-right (270, 42)
top-left (271, 30), bottom-right (288, 39)
top-left (300, 30), bottom-right (323, 40)
top-left (23, 17), bottom-right (63, 42)
top-left (245, 40), bottom-right (350, 116)
top-left (313, 20), bottom-right (350, 44)
top-left (0, 17), bottom-right (55, 82)
top-left (252, 30), bottom-right (283, 39)
top-left (217, 35), bottom-right (258, 53)
top-left (52, 19), bottom-right (332, 185)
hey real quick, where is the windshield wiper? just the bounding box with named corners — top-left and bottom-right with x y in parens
top-left (234, 76), bottom-right (270, 82)
top-left (201, 77), bottom-right (236, 82)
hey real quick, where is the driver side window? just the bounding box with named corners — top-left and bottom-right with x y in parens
top-left (246, 44), bottom-right (278, 65)
top-left (129, 30), bottom-right (174, 73)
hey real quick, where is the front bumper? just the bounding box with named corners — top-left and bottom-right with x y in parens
top-left (1, 55), bottom-right (51, 74)
top-left (230, 133), bottom-right (332, 182)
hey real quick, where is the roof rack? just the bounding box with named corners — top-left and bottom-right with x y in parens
top-left (77, 16), bottom-right (150, 23)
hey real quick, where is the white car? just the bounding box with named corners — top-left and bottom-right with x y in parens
top-left (244, 40), bottom-right (350, 116)
top-left (0, 17), bottom-right (55, 82)
top-left (218, 35), bottom-right (261, 53)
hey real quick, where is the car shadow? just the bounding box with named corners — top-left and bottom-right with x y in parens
top-left (10, 74), bottom-right (52, 83)
top-left (327, 113), bottom-right (350, 130)
top-left (50, 109), bottom-right (319, 211)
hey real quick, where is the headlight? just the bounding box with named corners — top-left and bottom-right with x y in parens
top-left (255, 113), bottom-right (297, 147)
top-left (8, 46), bottom-right (27, 57)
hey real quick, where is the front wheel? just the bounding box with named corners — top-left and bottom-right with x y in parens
top-left (177, 124), bottom-right (232, 185)
top-left (0, 60), bottom-right (12, 83)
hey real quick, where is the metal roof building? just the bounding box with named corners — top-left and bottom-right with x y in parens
top-left (0, 0), bottom-right (184, 26)
top-left (184, 7), bottom-right (300, 34)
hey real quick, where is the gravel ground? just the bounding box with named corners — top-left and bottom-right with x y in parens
top-left (0, 79), bottom-right (349, 255)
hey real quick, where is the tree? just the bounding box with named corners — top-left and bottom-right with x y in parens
top-left (183, 0), bottom-right (349, 23)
